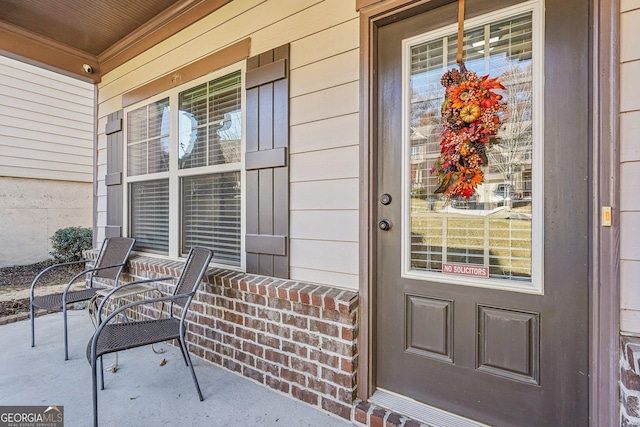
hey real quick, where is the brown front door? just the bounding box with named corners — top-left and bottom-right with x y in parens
top-left (374, 0), bottom-right (589, 425)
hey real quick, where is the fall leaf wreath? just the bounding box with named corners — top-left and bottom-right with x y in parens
top-left (431, 66), bottom-right (507, 199)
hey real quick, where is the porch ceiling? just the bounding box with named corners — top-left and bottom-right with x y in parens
top-left (0, 0), bottom-right (233, 83)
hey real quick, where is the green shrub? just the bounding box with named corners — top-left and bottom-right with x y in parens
top-left (50, 227), bottom-right (93, 262)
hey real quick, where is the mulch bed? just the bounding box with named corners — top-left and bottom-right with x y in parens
top-left (0, 299), bottom-right (31, 317)
top-left (0, 260), bottom-right (85, 317)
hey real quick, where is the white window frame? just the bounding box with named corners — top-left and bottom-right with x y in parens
top-left (400, 0), bottom-right (545, 294)
top-left (123, 62), bottom-right (246, 271)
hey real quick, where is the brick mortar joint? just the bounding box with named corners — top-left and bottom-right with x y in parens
top-left (213, 321), bottom-right (350, 353)
top-left (197, 306), bottom-right (352, 333)
top-left (354, 399), bottom-right (434, 427)
top-left (202, 334), bottom-right (355, 374)
top-left (212, 354), bottom-right (345, 407)
top-left (622, 340), bottom-right (640, 376)
top-left (621, 403), bottom-right (640, 425)
top-left (621, 380), bottom-right (640, 398)
top-left (220, 318), bottom-right (355, 344)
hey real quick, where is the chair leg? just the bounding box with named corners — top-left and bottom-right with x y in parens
top-left (30, 303), bottom-right (35, 348)
top-left (92, 357), bottom-right (99, 427)
top-left (178, 341), bottom-right (189, 367)
top-left (180, 336), bottom-right (203, 401)
top-left (100, 356), bottom-right (105, 390)
top-left (63, 305), bottom-right (69, 360)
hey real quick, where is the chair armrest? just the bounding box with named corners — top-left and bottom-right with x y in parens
top-left (96, 276), bottom-right (176, 323)
top-left (29, 260), bottom-right (88, 299)
top-left (61, 263), bottom-right (131, 306)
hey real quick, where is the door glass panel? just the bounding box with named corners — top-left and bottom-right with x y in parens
top-left (404, 8), bottom-right (540, 292)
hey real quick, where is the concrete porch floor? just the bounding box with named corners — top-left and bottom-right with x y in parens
top-left (0, 311), bottom-right (353, 427)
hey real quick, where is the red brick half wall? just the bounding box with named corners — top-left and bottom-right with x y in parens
top-left (93, 254), bottom-right (359, 421)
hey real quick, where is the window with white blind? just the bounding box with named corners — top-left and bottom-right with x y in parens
top-left (125, 67), bottom-right (244, 267)
top-left (127, 98), bottom-right (170, 254)
top-left (403, 3), bottom-right (543, 293)
top-left (181, 172), bottom-right (240, 263)
top-left (179, 73), bottom-right (242, 169)
top-left (130, 179), bottom-right (169, 253)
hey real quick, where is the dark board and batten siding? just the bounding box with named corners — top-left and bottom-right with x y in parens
top-left (105, 111), bottom-right (124, 238)
top-left (245, 44), bottom-right (290, 279)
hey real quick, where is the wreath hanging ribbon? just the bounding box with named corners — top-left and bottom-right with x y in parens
top-left (431, 0), bottom-right (507, 199)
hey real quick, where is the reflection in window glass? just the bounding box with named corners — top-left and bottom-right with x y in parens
top-left (127, 98), bottom-right (170, 176)
top-left (179, 72), bottom-right (242, 169)
top-left (409, 12), bottom-right (534, 282)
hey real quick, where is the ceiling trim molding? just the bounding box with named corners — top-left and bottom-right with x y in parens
top-left (98, 0), bottom-right (234, 75)
top-left (0, 20), bottom-right (100, 83)
top-left (0, 0), bottom-right (235, 83)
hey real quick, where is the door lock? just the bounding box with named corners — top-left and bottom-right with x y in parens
top-left (380, 194), bottom-right (392, 205)
top-left (378, 219), bottom-right (392, 231)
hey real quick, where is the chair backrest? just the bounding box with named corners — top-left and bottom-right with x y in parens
top-left (172, 247), bottom-right (213, 308)
top-left (92, 237), bottom-right (136, 281)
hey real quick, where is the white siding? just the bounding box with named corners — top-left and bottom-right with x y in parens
top-left (96, 0), bottom-right (360, 289)
top-left (620, 2), bottom-right (640, 334)
top-left (0, 55), bottom-right (94, 182)
top-left (0, 56), bottom-right (93, 267)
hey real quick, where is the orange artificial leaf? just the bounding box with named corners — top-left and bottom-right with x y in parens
top-left (431, 65), bottom-right (507, 199)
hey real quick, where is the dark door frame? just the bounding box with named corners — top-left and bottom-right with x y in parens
top-left (356, 0), bottom-right (620, 425)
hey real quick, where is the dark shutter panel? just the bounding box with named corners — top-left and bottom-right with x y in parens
top-left (105, 111), bottom-right (124, 237)
top-left (245, 44), bottom-right (289, 278)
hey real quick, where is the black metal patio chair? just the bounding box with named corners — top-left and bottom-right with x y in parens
top-left (30, 237), bottom-right (135, 360)
top-left (87, 246), bottom-right (212, 427)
